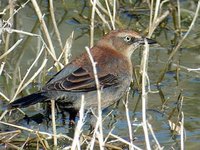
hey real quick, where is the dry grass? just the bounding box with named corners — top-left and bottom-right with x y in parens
top-left (0, 0), bottom-right (200, 149)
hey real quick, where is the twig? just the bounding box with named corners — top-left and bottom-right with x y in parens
top-left (140, 39), bottom-right (151, 150)
top-left (157, 0), bottom-right (200, 83)
top-left (123, 88), bottom-right (134, 150)
top-left (71, 95), bottom-right (85, 150)
top-left (105, 0), bottom-right (115, 29)
top-left (10, 45), bottom-right (46, 103)
top-left (5, 28), bottom-right (63, 66)
top-left (51, 100), bottom-right (57, 146)
top-left (49, 0), bottom-right (63, 50)
top-left (2, 0), bottom-right (30, 29)
top-left (84, 134), bottom-right (122, 150)
top-left (167, 0), bottom-right (200, 62)
top-left (180, 112), bottom-right (184, 150)
top-left (0, 39), bottom-right (23, 60)
top-left (110, 133), bottom-right (142, 150)
top-left (0, 121), bottom-right (72, 141)
top-left (147, 123), bottom-right (163, 149)
top-left (85, 46), bottom-right (104, 150)
top-left (31, 0), bottom-right (61, 69)
top-left (0, 62), bottom-right (5, 75)
top-left (90, 0), bottom-right (97, 47)
top-left (63, 31), bottom-right (74, 65)
top-left (90, 1), bottom-right (112, 31)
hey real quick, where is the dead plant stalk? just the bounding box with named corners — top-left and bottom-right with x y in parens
top-left (85, 46), bottom-right (104, 150)
top-left (140, 39), bottom-right (151, 150)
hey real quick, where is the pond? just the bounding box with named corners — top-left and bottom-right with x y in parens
top-left (0, 0), bottom-right (200, 149)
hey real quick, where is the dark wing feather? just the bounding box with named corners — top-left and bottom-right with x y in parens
top-left (44, 67), bottom-right (119, 92)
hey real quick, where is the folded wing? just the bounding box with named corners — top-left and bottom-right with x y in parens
top-left (44, 67), bottom-right (119, 92)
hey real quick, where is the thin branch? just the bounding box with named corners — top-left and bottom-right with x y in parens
top-left (85, 46), bottom-right (104, 150)
top-left (140, 39), bottom-right (151, 150)
top-left (49, 0), bottom-right (63, 49)
top-left (51, 100), bottom-right (57, 146)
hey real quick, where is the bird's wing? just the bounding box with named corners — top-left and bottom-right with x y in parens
top-left (43, 67), bottom-right (119, 92)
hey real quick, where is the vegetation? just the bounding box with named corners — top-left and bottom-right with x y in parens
top-left (0, 0), bottom-right (200, 149)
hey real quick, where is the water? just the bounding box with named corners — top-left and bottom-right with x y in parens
top-left (0, 0), bottom-right (200, 149)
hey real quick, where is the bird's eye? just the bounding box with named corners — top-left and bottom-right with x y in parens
top-left (124, 36), bottom-right (132, 43)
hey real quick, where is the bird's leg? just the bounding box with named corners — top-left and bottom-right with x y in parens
top-left (43, 103), bottom-right (51, 127)
top-left (68, 109), bottom-right (78, 126)
top-left (61, 112), bottom-right (66, 125)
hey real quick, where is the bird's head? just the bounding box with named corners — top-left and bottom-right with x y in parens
top-left (97, 29), bottom-right (156, 58)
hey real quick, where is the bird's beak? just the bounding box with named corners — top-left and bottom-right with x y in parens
top-left (137, 37), bottom-right (156, 45)
top-left (145, 38), bottom-right (156, 44)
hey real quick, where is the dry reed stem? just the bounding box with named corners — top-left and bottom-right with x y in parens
top-left (0, 0), bottom-right (193, 149)
top-left (103, 126), bottom-right (114, 144)
top-left (148, 0), bottom-right (170, 37)
top-left (0, 130), bottom-right (21, 138)
top-left (0, 39), bottom-right (23, 60)
top-left (4, 0), bottom-right (14, 53)
top-left (187, 68), bottom-right (200, 72)
top-left (4, 143), bottom-right (20, 149)
top-left (152, 0), bottom-right (161, 24)
top-left (123, 88), bottom-right (134, 150)
top-left (0, 121), bottom-right (72, 141)
top-left (147, 123), bottom-right (163, 149)
top-left (96, 1), bottom-right (110, 16)
top-left (157, 0), bottom-right (200, 83)
top-left (148, 0), bottom-right (153, 28)
top-left (10, 46), bottom-right (46, 103)
top-left (148, 10), bottom-right (170, 37)
top-left (90, 0), bottom-right (111, 30)
top-left (0, 48), bottom-right (47, 120)
top-left (5, 28), bottom-right (63, 67)
top-left (22, 59), bottom-right (47, 90)
top-left (105, 0), bottom-right (115, 29)
top-left (0, 110), bottom-right (9, 121)
top-left (31, 0), bottom-right (61, 69)
top-left (36, 132), bottom-right (49, 150)
top-left (83, 134), bottom-right (123, 150)
top-left (71, 95), bottom-right (85, 150)
top-left (177, 0), bottom-right (181, 32)
top-left (2, 0), bottom-right (30, 29)
top-left (95, 8), bottom-right (112, 30)
top-left (0, 8), bottom-right (6, 15)
top-left (140, 39), bottom-right (151, 150)
top-left (63, 31), bottom-right (74, 65)
top-left (0, 62), bottom-right (6, 75)
top-left (51, 100), bottom-right (57, 146)
top-left (160, 0), bottom-right (170, 10)
top-left (85, 46), bottom-right (104, 149)
top-left (112, 0), bottom-right (116, 27)
top-left (49, 0), bottom-right (63, 50)
top-left (158, 60), bottom-right (200, 74)
top-left (90, 0), bottom-right (97, 47)
top-left (167, 0), bottom-right (200, 62)
top-left (180, 112), bottom-right (184, 150)
top-left (20, 136), bottom-right (31, 149)
top-left (110, 133), bottom-right (142, 150)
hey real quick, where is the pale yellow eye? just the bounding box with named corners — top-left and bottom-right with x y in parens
top-left (124, 36), bottom-right (131, 42)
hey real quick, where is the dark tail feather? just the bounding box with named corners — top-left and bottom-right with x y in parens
top-left (9, 92), bottom-right (48, 109)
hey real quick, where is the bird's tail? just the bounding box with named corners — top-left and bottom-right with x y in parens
top-left (8, 92), bottom-right (48, 109)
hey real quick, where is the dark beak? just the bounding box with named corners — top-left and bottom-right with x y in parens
top-left (146, 38), bottom-right (156, 44)
top-left (137, 37), bottom-right (156, 45)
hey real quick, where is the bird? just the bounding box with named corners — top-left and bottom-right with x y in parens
top-left (9, 29), bottom-right (156, 125)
